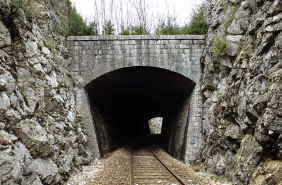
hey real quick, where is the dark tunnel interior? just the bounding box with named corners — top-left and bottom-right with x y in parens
top-left (85, 67), bottom-right (195, 157)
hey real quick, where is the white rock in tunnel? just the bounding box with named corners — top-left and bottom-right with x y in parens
top-left (148, 117), bottom-right (163, 134)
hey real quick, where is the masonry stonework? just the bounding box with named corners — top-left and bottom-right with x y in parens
top-left (67, 35), bottom-right (205, 164)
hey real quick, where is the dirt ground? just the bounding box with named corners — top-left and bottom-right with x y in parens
top-left (65, 146), bottom-right (230, 185)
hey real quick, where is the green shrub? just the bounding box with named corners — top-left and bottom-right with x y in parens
top-left (119, 25), bottom-right (149, 35)
top-left (52, 1), bottom-right (98, 36)
top-left (222, 5), bottom-right (239, 35)
top-left (120, 25), bottom-right (130, 35)
top-left (155, 4), bottom-right (208, 35)
top-left (41, 38), bottom-right (58, 54)
top-left (52, 21), bottom-right (63, 35)
top-left (9, 0), bottom-right (24, 18)
top-left (210, 36), bottom-right (226, 60)
top-left (221, 2), bottom-right (229, 13)
top-left (73, 122), bottom-right (81, 132)
top-left (26, 0), bottom-right (40, 19)
top-left (210, 5), bottom-right (239, 61)
top-left (9, 0), bottom-right (40, 19)
top-left (241, 47), bottom-right (253, 59)
top-left (67, 7), bottom-right (98, 36)
top-left (103, 20), bottom-right (115, 35)
top-left (181, 4), bottom-right (208, 35)
top-left (155, 17), bottom-right (181, 35)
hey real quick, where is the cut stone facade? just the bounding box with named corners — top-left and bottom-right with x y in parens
top-left (67, 35), bottom-right (205, 164)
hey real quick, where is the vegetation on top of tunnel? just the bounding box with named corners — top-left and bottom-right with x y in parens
top-left (52, 0), bottom-right (99, 36)
top-left (52, 0), bottom-right (208, 36)
top-left (155, 4), bottom-right (208, 35)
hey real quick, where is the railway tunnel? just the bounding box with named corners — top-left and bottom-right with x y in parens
top-left (68, 35), bottom-right (205, 163)
top-left (85, 66), bottom-right (196, 158)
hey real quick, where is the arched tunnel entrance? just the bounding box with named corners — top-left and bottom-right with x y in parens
top-left (85, 67), bottom-right (196, 159)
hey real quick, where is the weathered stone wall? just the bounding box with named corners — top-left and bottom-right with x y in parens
top-left (165, 93), bottom-right (192, 160)
top-left (67, 35), bottom-right (205, 84)
top-left (185, 84), bottom-right (204, 163)
top-left (201, 0), bottom-right (282, 184)
top-left (67, 35), bottom-right (205, 163)
top-left (0, 1), bottom-right (91, 185)
top-left (164, 86), bottom-right (204, 163)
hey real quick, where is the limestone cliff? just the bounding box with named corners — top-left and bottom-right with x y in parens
top-left (0, 0), bottom-right (91, 184)
top-left (0, 0), bottom-right (281, 184)
top-left (201, 0), bottom-right (282, 184)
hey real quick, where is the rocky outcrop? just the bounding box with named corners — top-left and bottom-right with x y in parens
top-left (0, 0), bottom-right (281, 184)
top-left (201, 0), bottom-right (282, 184)
top-left (0, 0), bottom-right (91, 184)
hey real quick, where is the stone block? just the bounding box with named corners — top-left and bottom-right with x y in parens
top-left (169, 40), bottom-right (181, 44)
top-left (26, 159), bottom-right (59, 184)
top-left (226, 35), bottom-right (243, 56)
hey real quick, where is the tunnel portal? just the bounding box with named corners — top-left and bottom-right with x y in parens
top-left (86, 67), bottom-right (195, 156)
top-left (67, 35), bottom-right (204, 163)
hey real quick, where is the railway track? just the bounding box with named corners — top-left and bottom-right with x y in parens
top-left (130, 146), bottom-right (187, 185)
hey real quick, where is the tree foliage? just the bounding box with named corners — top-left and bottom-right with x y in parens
top-left (182, 4), bottom-right (208, 35)
top-left (67, 7), bottom-right (98, 36)
top-left (9, 0), bottom-right (40, 20)
top-left (155, 4), bottom-right (208, 35)
top-left (52, 0), bottom-right (208, 36)
top-left (120, 25), bottom-right (149, 35)
top-left (103, 21), bottom-right (115, 35)
top-left (155, 17), bottom-right (181, 35)
top-left (210, 36), bottom-right (226, 60)
top-left (53, 0), bottom-right (98, 36)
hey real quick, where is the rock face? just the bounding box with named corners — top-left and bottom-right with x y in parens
top-left (202, 0), bottom-right (282, 184)
top-left (0, 0), bottom-right (281, 184)
top-left (226, 35), bottom-right (243, 56)
top-left (0, 1), bottom-right (91, 184)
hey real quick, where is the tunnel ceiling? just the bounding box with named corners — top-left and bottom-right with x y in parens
top-left (85, 67), bottom-right (196, 141)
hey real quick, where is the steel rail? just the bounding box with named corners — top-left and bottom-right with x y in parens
top-left (148, 145), bottom-right (186, 185)
top-left (129, 146), bottom-right (133, 185)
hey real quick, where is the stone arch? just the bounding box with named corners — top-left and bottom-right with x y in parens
top-left (67, 35), bottom-right (205, 164)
